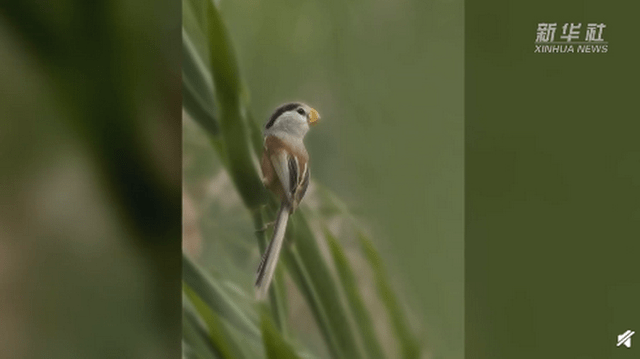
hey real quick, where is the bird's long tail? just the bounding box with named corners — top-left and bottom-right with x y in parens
top-left (255, 202), bottom-right (290, 300)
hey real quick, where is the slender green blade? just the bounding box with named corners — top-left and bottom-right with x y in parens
top-left (287, 215), bottom-right (364, 358)
top-left (283, 246), bottom-right (342, 358)
top-left (183, 30), bottom-right (218, 136)
top-left (325, 230), bottom-right (386, 359)
top-left (204, 0), bottom-right (266, 209)
top-left (198, 0), bottom-right (288, 340)
top-left (183, 341), bottom-right (208, 359)
top-left (183, 253), bottom-right (260, 340)
top-left (183, 309), bottom-right (219, 359)
top-left (260, 304), bottom-right (300, 359)
top-left (315, 184), bottom-right (422, 357)
top-left (184, 287), bottom-right (246, 359)
top-left (359, 233), bottom-right (421, 358)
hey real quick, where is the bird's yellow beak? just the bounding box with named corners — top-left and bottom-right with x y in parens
top-left (308, 108), bottom-right (320, 126)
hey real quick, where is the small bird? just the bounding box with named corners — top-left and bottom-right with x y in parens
top-left (255, 102), bottom-right (320, 299)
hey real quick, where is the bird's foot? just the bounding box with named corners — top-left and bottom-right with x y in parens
top-left (256, 221), bottom-right (275, 233)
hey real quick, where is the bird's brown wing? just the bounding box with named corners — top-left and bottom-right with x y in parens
top-left (262, 135), bottom-right (310, 210)
top-left (292, 165), bottom-right (310, 211)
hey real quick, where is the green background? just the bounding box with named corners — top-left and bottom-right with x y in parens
top-left (0, 1), bottom-right (181, 358)
top-left (466, 1), bottom-right (640, 358)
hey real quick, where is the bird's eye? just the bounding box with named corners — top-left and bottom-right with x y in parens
top-left (296, 108), bottom-right (306, 116)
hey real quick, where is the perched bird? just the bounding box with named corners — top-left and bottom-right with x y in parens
top-left (255, 102), bottom-right (320, 299)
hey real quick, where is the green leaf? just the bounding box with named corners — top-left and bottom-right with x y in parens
top-left (182, 253), bottom-right (260, 340)
top-left (260, 304), bottom-right (300, 359)
top-left (283, 246), bottom-right (342, 358)
top-left (183, 28), bottom-right (228, 163)
top-left (313, 184), bottom-right (422, 356)
top-left (204, 0), bottom-right (266, 209)
top-left (246, 111), bottom-right (265, 159)
top-left (285, 215), bottom-right (364, 359)
top-left (359, 233), bottom-right (421, 358)
top-left (196, 0), bottom-right (289, 340)
top-left (183, 30), bottom-right (218, 137)
top-left (325, 229), bottom-right (386, 359)
top-left (182, 308), bottom-right (219, 359)
top-left (184, 287), bottom-right (246, 359)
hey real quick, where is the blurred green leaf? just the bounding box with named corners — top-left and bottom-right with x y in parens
top-left (183, 309), bottom-right (219, 359)
top-left (191, 0), bottom-right (290, 343)
top-left (325, 230), bottom-right (386, 359)
top-left (260, 305), bottom-right (300, 359)
top-left (283, 246), bottom-right (341, 358)
top-left (313, 184), bottom-right (422, 357)
top-left (183, 342), bottom-right (204, 359)
top-left (183, 254), bottom-right (260, 340)
top-left (183, 28), bottom-right (228, 163)
top-left (183, 30), bottom-right (218, 137)
top-left (204, 0), bottom-right (266, 209)
top-left (184, 287), bottom-right (246, 359)
top-left (247, 111), bottom-right (265, 159)
top-left (184, 0), bottom-right (208, 35)
top-left (286, 216), bottom-right (364, 358)
top-left (359, 233), bottom-right (421, 358)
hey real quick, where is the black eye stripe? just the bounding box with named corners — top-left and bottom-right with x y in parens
top-left (296, 108), bottom-right (306, 115)
top-left (265, 102), bottom-right (301, 129)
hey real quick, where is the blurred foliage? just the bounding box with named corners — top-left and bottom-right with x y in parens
top-left (182, 0), bottom-right (428, 358)
top-left (0, 0), bottom-right (181, 358)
